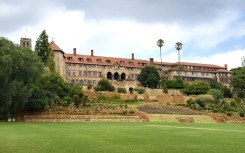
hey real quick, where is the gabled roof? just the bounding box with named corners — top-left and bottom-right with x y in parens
top-left (64, 53), bottom-right (150, 68)
top-left (49, 41), bottom-right (64, 53)
top-left (216, 69), bottom-right (231, 73)
top-left (173, 62), bottom-right (225, 69)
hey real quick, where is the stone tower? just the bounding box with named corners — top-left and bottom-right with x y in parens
top-left (20, 38), bottom-right (32, 49)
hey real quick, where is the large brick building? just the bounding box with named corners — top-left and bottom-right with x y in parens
top-left (49, 41), bottom-right (231, 86)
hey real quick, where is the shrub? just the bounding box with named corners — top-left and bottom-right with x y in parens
top-left (162, 85), bottom-right (168, 94)
top-left (196, 94), bottom-right (215, 103)
top-left (183, 81), bottom-right (210, 95)
top-left (73, 95), bottom-right (81, 108)
top-left (165, 77), bottom-right (184, 89)
top-left (230, 100), bottom-right (237, 108)
top-left (186, 98), bottom-right (195, 106)
top-left (87, 84), bottom-right (93, 90)
top-left (239, 112), bottom-right (244, 117)
top-left (117, 87), bottom-right (126, 94)
top-left (208, 89), bottom-right (223, 102)
top-left (62, 96), bottom-right (72, 106)
top-left (94, 79), bottom-right (115, 92)
top-left (134, 88), bottom-right (145, 94)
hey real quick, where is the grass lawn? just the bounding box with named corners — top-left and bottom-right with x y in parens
top-left (0, 122), bottom-right (245, 153)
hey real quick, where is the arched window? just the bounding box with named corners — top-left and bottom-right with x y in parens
top-left (107, 72), bottom-right (112, 80)
top-left (71, 79), bottom-right (76, 84)
top-left (79, 80), bottom-right (84, 85)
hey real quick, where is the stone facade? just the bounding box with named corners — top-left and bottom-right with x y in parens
top-left (20, 37), bottom-right (32, 49)
top-left (49, 41), bottom-right (231, 87)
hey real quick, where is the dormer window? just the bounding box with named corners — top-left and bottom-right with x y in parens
top-left (120, 61), bottom-right (125, 64)
top-left (87, 58), bottom-right (92, 62)
top-left (97, 59), bottom-right (102, 63)
top-left (129, 62), bottom-right (134, 65)
top-left (67, 57), bottom-right (72, 61)
top-left (106, 60), bottom-right (111, 63)
top-left (78, 58), bottom-right (83, 62)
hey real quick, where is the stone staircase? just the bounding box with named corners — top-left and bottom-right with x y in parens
top-left (24, 114), bottom-right (143, 122)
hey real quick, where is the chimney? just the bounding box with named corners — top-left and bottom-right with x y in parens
top-left (224, 64), bottom-right (228, 70)
top-left (149, 58), bottom-right (154, 66)
top-left (132, 53), bottom-right (134, 60)
top-left (91, 50), bottom-right (94, 56)
top-left (73, 48), bottom-right (76, 55)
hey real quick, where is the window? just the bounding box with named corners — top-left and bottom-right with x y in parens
top-left (78, 58), bottom-right (83, 62)
top-left (67, 57), bottom-right (72, 60)
top-left (98, 72), bottom-right (102, 77)
top-left (97, 59), bottom-right (102, 63)
top-left (120, 61), bottom-right (125, 64)
top-left (79, 71), bottom-right (83, 76)
top-left (72, 70), bottom-right (76, 76)
top-left (106, 60), bottom-right (111, 63)
top-left (93, 71), bottom-right (97, 77)
top-left (129, 62), bottom-right (134, 65)
top-left (88, 71), bottom-right (91, 77)
top-left (67, 70), bottom-right (71, 76)
top-left (79, 64), bottom-right (82, 67)
top-left (87, 58), bottom-right (92, 62)
top-left (83, 71), bottom-right (87, 76)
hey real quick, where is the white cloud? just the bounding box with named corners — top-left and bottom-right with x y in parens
top-left (3, 3), bottom-right (245, 71)
top-left (187, 49), bottom-right (245, 69)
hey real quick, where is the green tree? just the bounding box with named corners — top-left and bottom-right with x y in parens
top-left (183, 81), bottom-right (210, 95)
top-left (0, 37), bottom-right (44, 119)
top-left (39, 73), bottom-right (70, 99)
top-left (137, 66), bottom-right (160, 88)
top-left (231, 66), bottom-right (245, 98)
top-left (35, 30), bottom-right (50, 64)
top-left (208, 78), bottom-right (223, 90)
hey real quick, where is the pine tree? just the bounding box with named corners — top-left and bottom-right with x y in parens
top-left (35, 30), bottom-right (50, 64)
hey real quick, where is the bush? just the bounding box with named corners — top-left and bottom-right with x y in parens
top-left (239, 112), bottom-right (244, 117)
top-left (73, 95), bottom-right (81, 108)
top-left (117, 87), bottom-right (126, 94)
top-left (165, 77), bottom-right (184, 89)
top-left (230, 100), bottom-right (237, 108)
top-left (134, 88), bottom-right (145, 94)
top-left (183, 81), bottom-right (210, 95)
top-left (62, 96), bottom-right (72, 107)
top-left (94, 79), bottom-right (115, 92)
top-left (208, 89), bottom-right (223, 102)
top-left (186, 98), bottom-right (195, 106)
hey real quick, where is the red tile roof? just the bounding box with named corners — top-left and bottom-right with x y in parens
top-left (64, 53), bottom-right (150, 68)
top-left (173, 62), bottom-right (225, 69)
top-left (49, 41), bottom-right (64, 53)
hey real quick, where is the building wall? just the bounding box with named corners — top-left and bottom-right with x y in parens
top-left (54, 51), bottom-right (66, 79)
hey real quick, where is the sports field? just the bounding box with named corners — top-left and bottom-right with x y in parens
top-left (0, 122), bottom-right (244, 153)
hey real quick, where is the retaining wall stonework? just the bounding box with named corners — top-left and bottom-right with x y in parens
top-left (84, 91), bottom-right (185, 103)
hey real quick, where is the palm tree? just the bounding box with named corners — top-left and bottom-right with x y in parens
top-left (175, 42), bottom-right (183, 76)
top-left (157, 39), bottom-right (164, 72)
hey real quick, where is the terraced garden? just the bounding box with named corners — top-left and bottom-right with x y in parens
top-left (137, 104), bottom-right (204, 115)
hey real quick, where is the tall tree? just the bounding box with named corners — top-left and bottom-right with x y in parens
top-left (35, 30), bottom-right (50, 64)
top-left (231, 66), bottom-right (245, 98)
top-left (137, 66), bottom-right (160, 88)
top-left (175, 42), bottom-right (183, 76)
top-left (0, 37), bottom-right (44, 119)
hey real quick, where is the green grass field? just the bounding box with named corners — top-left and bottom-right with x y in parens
top-left (0, 122), bottom-right (245, 153)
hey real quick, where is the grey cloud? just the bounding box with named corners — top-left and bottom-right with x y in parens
top-left (1, 0), bottom-right (245, 34)
top-left (60, 0), bottom-right (245, 24)
top-left (0, 0), bottom-right (60, 34)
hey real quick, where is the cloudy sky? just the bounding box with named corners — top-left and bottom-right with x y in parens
top-left (1, 0), bottom-right (245, 69)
